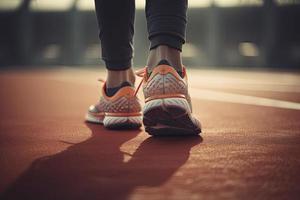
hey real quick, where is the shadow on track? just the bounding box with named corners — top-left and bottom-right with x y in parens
top-left (1, 123), bottom-right (202, 200)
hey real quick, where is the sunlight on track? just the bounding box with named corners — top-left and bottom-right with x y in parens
top-left (39, 67), bottom-right (300, 110)
top-left (120, 133), bottom-right (147, 163)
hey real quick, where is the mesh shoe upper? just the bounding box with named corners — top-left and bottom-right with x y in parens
top-left (89, 84), bottom-right (142, 116)
top-left (142, 64), bottom-right (193, 111)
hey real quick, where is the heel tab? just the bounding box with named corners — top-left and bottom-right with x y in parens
top-left (151, 65), bottom-right (183, 81)
top-left (102, 85), bottom-right (136, 100)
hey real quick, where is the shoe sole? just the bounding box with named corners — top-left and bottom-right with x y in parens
top-left (85, 113), bottom-right (142, 130)
top-left (143, 98), bottom-right (201, 136)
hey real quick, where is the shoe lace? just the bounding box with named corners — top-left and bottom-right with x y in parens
top-left (97, 67), bottom-right (147, 97)
top-left (134, 67), bottom-right (147, 96)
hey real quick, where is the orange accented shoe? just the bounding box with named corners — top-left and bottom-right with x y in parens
top-left (85, 82), bottom-right (142, 129)
top-left (136, 61), bottom-right (201, 136)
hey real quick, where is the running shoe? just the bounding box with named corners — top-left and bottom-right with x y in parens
top-left (85, 82), bottom-right (142, 129)
top-left (136, 61), bottom-right (201, 136)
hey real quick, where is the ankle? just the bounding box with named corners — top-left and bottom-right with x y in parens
top-left (106, 68), bottom-right (135, 88)
top-left (146, 45), bottom-right (183, 72)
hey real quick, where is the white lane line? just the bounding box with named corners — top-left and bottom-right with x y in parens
top-left (192, 84), bottom-right (300, 93)
top-left (188, 78), bottom-right (300, 93)
top-left (190, 88), bottom-right (300, 111)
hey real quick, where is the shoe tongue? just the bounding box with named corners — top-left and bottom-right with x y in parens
top-left (148, 59), bottom-right (184, 78)
top-left (106, 81), bottom-right (132, 97)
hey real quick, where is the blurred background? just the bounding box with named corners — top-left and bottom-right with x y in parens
top-left (0, 0), bottom-right (299, 69)
top-left (1, 2), bottom-right (300, 198)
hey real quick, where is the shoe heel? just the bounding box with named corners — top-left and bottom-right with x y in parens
top-left (143, 98), bottom-right (200, 136)
top-left (103, 115), bottom-right (142, 129)
top-left (143, 97), bottom-right (191, 116)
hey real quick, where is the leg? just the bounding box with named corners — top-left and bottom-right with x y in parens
top-left (86, 0), bottom-right (142, 128)
top-left (145, 0), bottom-right (187, 72)
top-left (94, 0), bottom-right (135, 91)
top-left (142, 0), bottom-right (201, 135)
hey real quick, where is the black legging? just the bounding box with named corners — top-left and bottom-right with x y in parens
top-left (94, 0), bottom-right (187, 70)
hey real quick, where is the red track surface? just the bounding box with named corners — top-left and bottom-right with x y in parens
top-left (0, 68), bottom-right (300, 200)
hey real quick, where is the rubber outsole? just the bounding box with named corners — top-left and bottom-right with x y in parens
top-left (143, 98), bottom-right (201, 136)
top-left (85, 113), bottom-right (142, 130)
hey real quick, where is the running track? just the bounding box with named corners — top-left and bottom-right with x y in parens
top-left (0, 67), bottom-right (300, 200)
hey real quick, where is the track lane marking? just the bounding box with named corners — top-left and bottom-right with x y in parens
top-left (190, 88), bottom-right (300, 110)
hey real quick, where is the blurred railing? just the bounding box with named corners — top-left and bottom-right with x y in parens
top-left (0, 0), bottom-right (300, 68)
